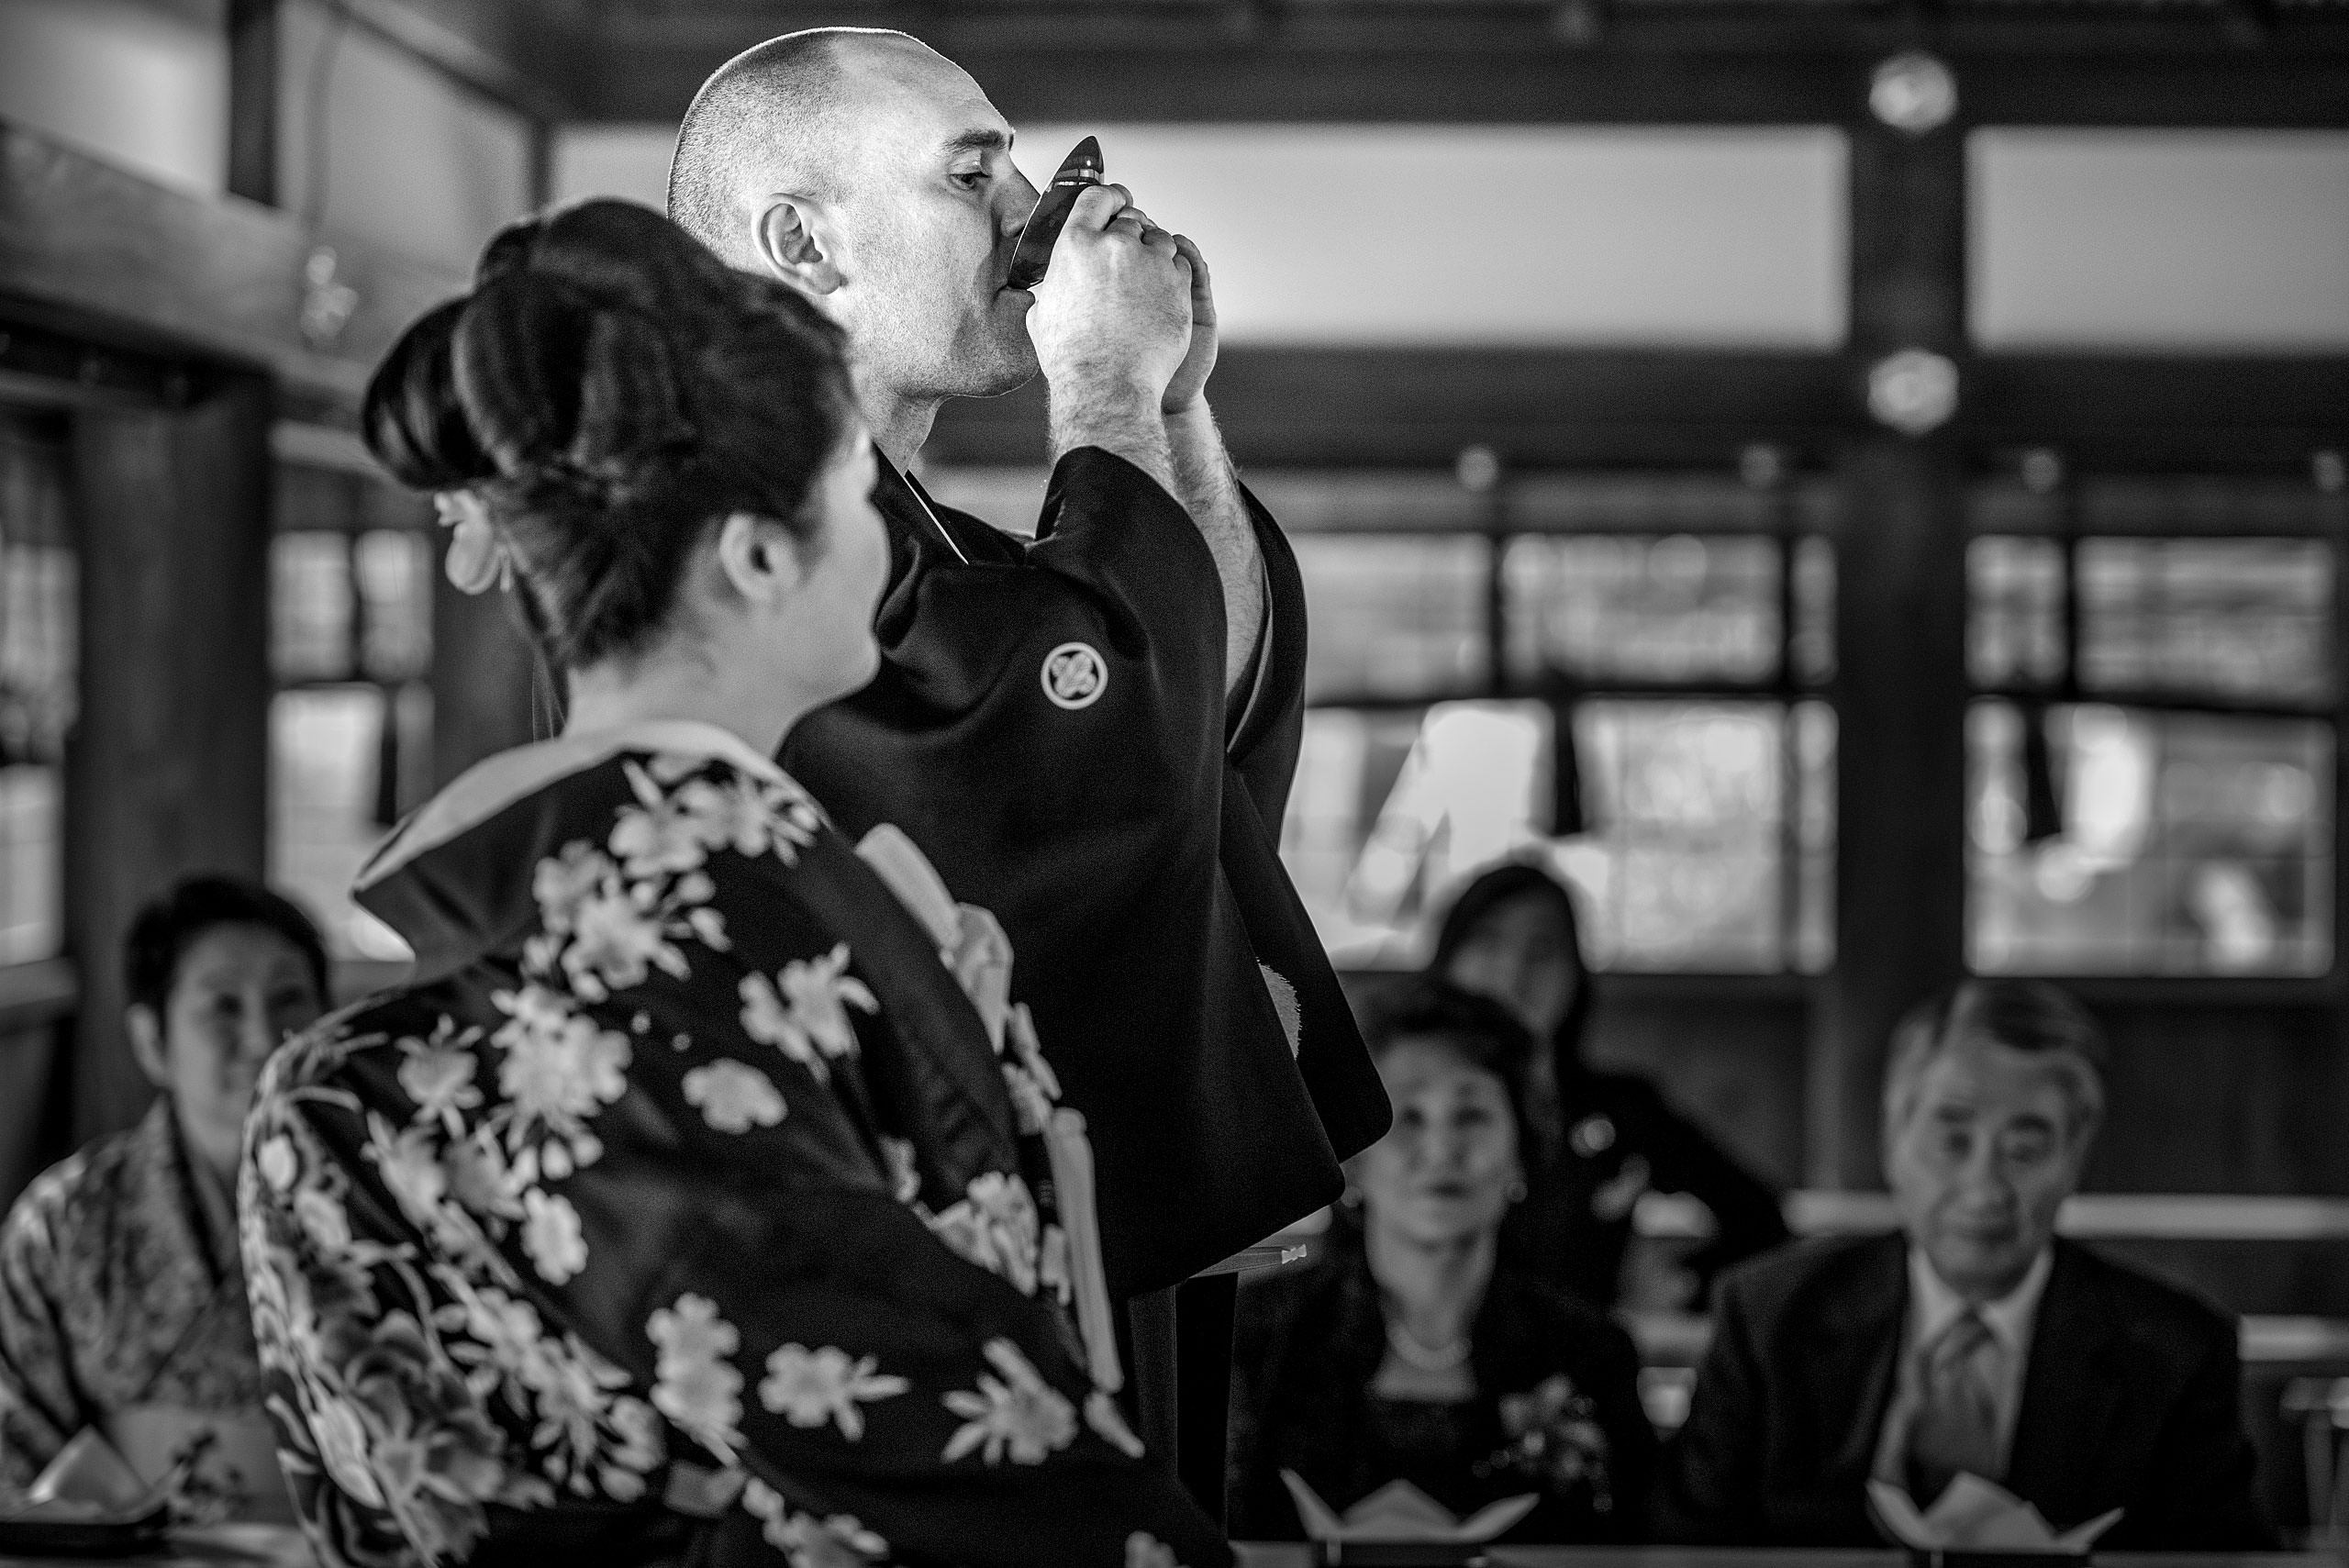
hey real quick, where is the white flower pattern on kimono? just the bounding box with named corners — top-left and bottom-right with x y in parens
top-left (738, 945), bottom-right (875, 1085)
top-left (492, 987), bottom-right (631, 1143)
top-left (998, 1004), bottom-right (1061, 1135)
top-left (398, 1025), bottom-right (484, 1126)
top-left (365, 1114), bottom-right (448, 1229)
top-left (561, 880), bottom-right (688, 1000)
top-left (530, 841), bottom-right (612, 940)
top-left (681, 1059), bottom-right (786, 1134)
top-left (877, 1137), bottom-right (921, 1206)
top-left (941, 1339), bottom-right (1075, 1466)
top-left (617, 759), bottom-right (818, 873)
top-left (445, 1129), bottom-right (529, 1221)
top-left (256, 1133), bottom-right (297, 1193)
top-left (294, 1186), bottom-right (353, 1252)
top-left (646, 1295), bottom-right (744, 1462)
top-left (759, 1345), bottom-right (909, 1441)
top-left (1086, 1390), bottom-right (1145, 1458)
top-left (926, 1173), bottom-right (1041, 1296)
top-left (740, 1478), bottom-right (889, 1567)
top-left (521, 1189), bottom-right (586, 1284)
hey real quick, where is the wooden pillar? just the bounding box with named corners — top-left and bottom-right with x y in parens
top-left (1813, 80), bottom-right (1972, 1188)
top-left (228, 0), bottom-right (280, 206)
top-left (65, 373), bottom-right (273, 1143)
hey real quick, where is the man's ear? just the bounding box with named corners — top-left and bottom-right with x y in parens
top-left (127, 1004), bottom-right (170, 1091)
top-left (754, 197), bottom-right (843, 295)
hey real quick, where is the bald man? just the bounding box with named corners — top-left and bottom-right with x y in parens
top-left (668, 27), bottom-right (1389, 1499)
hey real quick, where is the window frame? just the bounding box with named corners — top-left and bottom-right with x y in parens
top-left (1960, 455), bottom-right (2349, 988)
top-left (1284, 460), bottom-right (1840, 979)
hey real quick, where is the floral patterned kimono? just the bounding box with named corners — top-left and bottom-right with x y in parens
top-left (239, 719), bottom-right (1227, 1568)
top-left (0, 1099), bottom-right (290, 1518)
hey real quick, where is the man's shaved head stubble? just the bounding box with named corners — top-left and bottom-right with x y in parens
top-left (669, 28), bottom-right (1043, 450)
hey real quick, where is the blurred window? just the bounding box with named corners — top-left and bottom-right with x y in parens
top-left (1297, 537), bottom-right (1489, 701)
top-left (0, 413), bottom-right (72, 966)
top-left (1965, 471), bottom-right (2343, 977)
top-left (1275, 466), bottom-right (1836, 973)
top-left (1504, 535), bottom-right (1781, 684)
top-left (1969, 704), bottom-right (2330, 976)
top-left (1283, 698), bottom-right (1834, 973)
top-left (267, 464), bottom-right (435, 959)
top-left (1971, 129), bottom-right (2349, 351)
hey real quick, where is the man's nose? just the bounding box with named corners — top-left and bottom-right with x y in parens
top-left (998, 169), bottom-right (1041, 233)
top-left (1952, 1139), bottom-right (2013, 1202)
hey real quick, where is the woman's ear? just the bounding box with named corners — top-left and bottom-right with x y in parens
top-left (754, 197), bottom-right (844, 296)
top-left (712, 512), bottom-right (810, 607)
top-left (126, 1003), bottom-right (170, 1091)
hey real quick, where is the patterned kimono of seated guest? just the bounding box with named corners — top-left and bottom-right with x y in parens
top-left (0, 875), bottom-right (330, 1521)
top-left (239, 722), bottom-right (1227, 1568)
top-left (1228, 982), bottom-right (1656, 1546)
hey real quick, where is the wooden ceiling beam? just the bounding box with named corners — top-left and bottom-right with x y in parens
top-left (0, 121), bottom-right (464, 406)
top-left (563, 8), bottom-right (2349, 125)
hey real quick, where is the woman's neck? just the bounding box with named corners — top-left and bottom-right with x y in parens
top-left (1364, 1218), bottom-right (1496, 1345)
top-left (562, 645), bottom-right (815, 760)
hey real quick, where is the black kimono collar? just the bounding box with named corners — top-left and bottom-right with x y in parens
top-left (354, 719), bottom-right (813, 984)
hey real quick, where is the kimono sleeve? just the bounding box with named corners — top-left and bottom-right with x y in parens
top-left (563, 766), bottom-right (1228, 1568)
top-left (1222, 482), bottom-right (1310, 831)
top-left (0, 1176), bottom-right (84, 1488)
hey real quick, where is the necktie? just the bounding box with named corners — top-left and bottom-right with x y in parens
top-left (1906, 1309), bottom-right (2003, 1506)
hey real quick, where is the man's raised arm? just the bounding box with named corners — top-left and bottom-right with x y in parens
top-left (1029, 184), bottom-right (1187, 501)
top-left (1162, 236), bottom-right (1264, 697)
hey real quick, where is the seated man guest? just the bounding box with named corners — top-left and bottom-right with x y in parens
top-left (0, 875), bottom-right (328, 1518)
top-left (1230, 979), bottom-right (1653, 1543)
top-left (1660, 979), bottom-right (2273, 1549)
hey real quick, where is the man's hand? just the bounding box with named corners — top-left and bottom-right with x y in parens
top-left (1161, 234), bottom-right (1218, 417)
top-left (1026, 185), bottom-right (1192, 412)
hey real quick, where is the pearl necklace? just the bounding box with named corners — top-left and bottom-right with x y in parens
top-left (1386, 1320), bottom-right (1471, 1373)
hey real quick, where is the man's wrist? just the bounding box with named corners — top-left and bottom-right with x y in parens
top-left (1050, 395), bottom-right (1175, 495)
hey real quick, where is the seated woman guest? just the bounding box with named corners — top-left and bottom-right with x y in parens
top-left (239, 200), bottom-right (1222, 1568)
top-left (1228, 979), bottom-right (1654, 1543)
top-left (0, 874), bottom-right (327, 1518)
top-left (1433, 862), bottom-right (1788, 1308)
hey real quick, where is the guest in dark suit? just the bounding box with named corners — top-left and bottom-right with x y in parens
top-left (1659, 979), bottom-right (2273, 1550)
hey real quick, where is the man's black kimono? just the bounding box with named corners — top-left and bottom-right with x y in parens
top-left (785, 449), bottom-right (1389, 1302)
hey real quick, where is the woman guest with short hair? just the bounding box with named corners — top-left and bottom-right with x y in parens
top-left (1432, 862), bottom-right (1789, 1309)
top-left (1228, 978), bottom-right (1655, 1544)
top-left (238, 200), bottom-right (1223, 1568)
top-left (0, 874), bottom-right (328, 1518)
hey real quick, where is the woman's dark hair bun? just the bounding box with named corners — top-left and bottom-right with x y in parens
top-left (363, 198), bottom-right (855, 673)
top-left (453, 271), bottom-right (696, 509)
top-left (362, 297), bottom-right (495, 492)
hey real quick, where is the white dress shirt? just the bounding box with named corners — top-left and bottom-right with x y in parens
top-left (1873, 1245), bottom-right (2055, 1485)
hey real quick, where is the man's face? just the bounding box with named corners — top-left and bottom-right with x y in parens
top-left (824, 42), bottom-right (1041, 403)
top-left (1886, 1037), bottom-right (2093, 1303)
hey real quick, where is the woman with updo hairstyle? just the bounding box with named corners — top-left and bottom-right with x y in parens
top-left (239, 201), bottom-right (1224, 1568)
top-left (1431, 862), bottom-right (1789, 1311)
